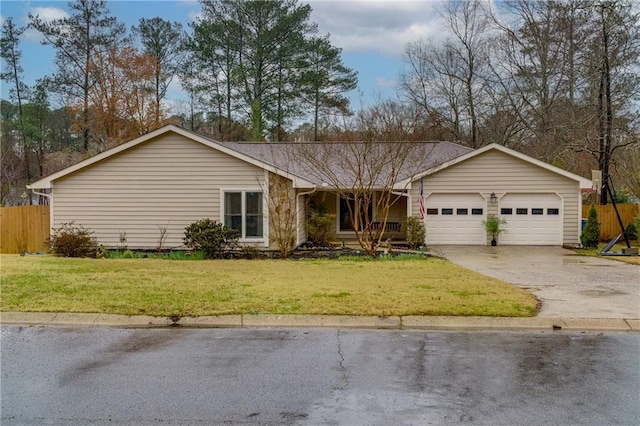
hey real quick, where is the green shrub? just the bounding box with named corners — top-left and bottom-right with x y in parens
top-left (48, 222), bottom-right (99, 258)
top-left (121, 250), bottom-right (135, 259)
top-left (405, 216), bottom-right (426, 249)
top-left (307, 211), bottom-right (336, 247)
top-left (580, 205), bottom-right (600, 248)
top-left (624, 222), bottom-right (637, 241)
top-left (97, 245), bottom-right (109, 258)
top-left (240, 245), bottom-right (260, 259)
top-left (185, 250), bottom-right (206, 260)
top-left (184, 219), bottom-right (239, 259)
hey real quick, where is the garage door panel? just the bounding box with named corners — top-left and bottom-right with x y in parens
top-left (425, 194), bottom-right (486, 245)
top-left (499, 194), bottom-right (562, 245)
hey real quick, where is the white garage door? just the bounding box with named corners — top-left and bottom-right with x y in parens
top-left (424, 193), bottom-right (486, 244)
top-left (499, 193), bottom-right (562, 245)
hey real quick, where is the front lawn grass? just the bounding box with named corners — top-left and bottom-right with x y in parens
top-left (573, 243), bottom-right (640, 265)
top-left (0, 255), bottom-right (538, 317)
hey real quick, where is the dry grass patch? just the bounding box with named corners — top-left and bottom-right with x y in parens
top-left (1, 255), bottom-right (538, 317)
top-left (573, 243), bottom-right (640, 265)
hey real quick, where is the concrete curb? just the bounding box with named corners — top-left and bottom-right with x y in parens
top-left (1, 312), bottom-right (638, 332)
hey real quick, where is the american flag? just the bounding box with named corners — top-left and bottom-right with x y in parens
top-left (419, 178), bottom-right (425, 220)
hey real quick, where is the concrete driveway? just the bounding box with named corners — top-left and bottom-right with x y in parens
top-left (433, 246), bottom-right (640, 319)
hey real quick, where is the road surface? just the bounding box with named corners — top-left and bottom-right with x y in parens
top-left (2, 327), bottom-right (638, 425)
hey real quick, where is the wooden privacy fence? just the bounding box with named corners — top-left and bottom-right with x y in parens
top-left (582, 204), bottom-right (639, 240)
top-left (0, 204), bottom-right (637, 253)
top-left (0, 205), bottom-right (50, 254)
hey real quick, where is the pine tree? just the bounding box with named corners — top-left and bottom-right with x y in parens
top-left (29, 0), bottom-right (126, 152)
top-left (299, 35), bottom-right (357, 141)
top-left (188, 0), bottom-right (356, 141)
top-left (1, 18), bottom-right (32, 194)
top-left (133, 18), bottom-right (185, 126)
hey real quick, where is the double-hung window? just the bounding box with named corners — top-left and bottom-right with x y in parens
top-left (224, 191), bottom-right (263, 239)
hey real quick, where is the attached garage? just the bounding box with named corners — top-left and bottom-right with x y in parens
top-left (498, 193), bottom-right (563, 245)
top-left (424, 193), bottom-right (486, 244)
top-left (408, 144), bottom-right (591, 247)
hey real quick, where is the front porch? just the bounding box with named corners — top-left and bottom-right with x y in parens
top-left (306, 190), bottom-right (409, 246)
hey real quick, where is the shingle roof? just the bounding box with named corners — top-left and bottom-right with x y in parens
top-left (27, 124), bottom-right (474, 190)
top-left (219, 140), bottom-right (473, 188)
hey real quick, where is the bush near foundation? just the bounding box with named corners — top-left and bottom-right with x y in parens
top-left (48, 222), bottom-right (98, 258)
top-left (184, 219), bottom-right (239, 259)
top-left (405, 216), bottom-right (426, 249)
top-left (580, 205), bottom-right (600, 248)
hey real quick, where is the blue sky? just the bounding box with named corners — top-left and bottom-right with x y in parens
top-left (1, 0), bottom-right (447, 111)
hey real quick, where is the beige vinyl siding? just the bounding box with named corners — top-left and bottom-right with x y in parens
top-left (410, 150), bottom-right (582, 244)
top-left (52, 133), bottom-right (267, 249)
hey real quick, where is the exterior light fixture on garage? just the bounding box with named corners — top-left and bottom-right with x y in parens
top-left (490, 192), bottom-right (497, 204)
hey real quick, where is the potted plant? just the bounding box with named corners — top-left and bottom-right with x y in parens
top-left (484, 214), bottom-right (507, 246)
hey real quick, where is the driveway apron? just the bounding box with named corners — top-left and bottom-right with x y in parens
top-left (433, 246), bottom-right (640, 319)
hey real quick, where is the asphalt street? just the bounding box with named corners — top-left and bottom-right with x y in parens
top-left (2, 326), bottom-right (639, 425)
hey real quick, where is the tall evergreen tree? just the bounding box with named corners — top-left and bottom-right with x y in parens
top-left (133, 18), bottom-right (185, 126)
top-left (29, 0), bottom-right (126, 152)
top-left (1, 18), bottom-right (34, 200)
top-left (184, 12), bottom-right (238, 139)
top-left (23, 79), bottom-right (51, 178)
top-left (191, 0), bottom-right (324, 140)
top-left (299, 35), bottom-right (357, 141)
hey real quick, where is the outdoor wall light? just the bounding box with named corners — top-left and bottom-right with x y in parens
top-left (490, 192), bottom-right (497, 204)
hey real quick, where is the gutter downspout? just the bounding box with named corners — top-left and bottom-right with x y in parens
top-left (28, 187), bottom-right (51, 203)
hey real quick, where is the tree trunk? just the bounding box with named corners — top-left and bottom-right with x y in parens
top-left (599, 5), bottom-right (612, 206)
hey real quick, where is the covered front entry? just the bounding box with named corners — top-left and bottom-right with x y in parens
top-left (307, 190), bottom-right (409, 244)
top-left (424, 193), bottom-right (487, 244)
top-left (498, 193), bottom-right (563, 245)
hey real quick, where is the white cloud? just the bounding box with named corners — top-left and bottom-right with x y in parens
top-left (189, 9), bottom-right (203, 23)
top-left (374, 76), bottom-right (396, 88)
top-left (23, 7), bottom-right (70, 42)
top-left (309, 0), bottom-right (446, 55)
top-left (31, 6), bottom-right (69, 22)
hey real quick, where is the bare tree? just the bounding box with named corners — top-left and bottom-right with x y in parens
top-left (298, 101), bottom-right (435, 256)
top-left (486, 1), bottom-right (574, 153)
top-left (590, 1), bottom-right (640, 204)
top-left (267, 173), bottom-right (298, 258)
top-left (251, 144), bottom-right (300, 259)
top-left (401, 0), bottom-right (490, 148)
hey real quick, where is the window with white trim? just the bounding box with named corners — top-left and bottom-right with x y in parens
top-left (224, 191), bottom-right (263, 238)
